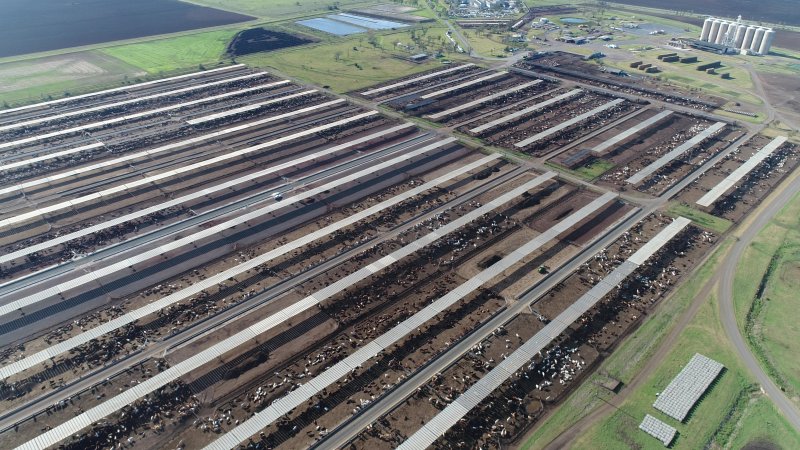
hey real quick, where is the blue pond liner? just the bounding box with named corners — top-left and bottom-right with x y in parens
top-left (332, 13), bottom-right (408, 30)
top-left (561, 17), bottom-right (588, 24)
top-left (297, 17), bottom-right (367, 35)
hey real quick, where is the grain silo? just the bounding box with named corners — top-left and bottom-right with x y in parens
top-left (715, 22), bottom-right (730, 44)
top-left (759, 29), bottom-right (775, 55)
top-left (750, 27), bottom-right (766, 52)
top-left (709, 19), bottom-right (722, 43)
top-left (734, 24), bottom-right (747, 48)
top-left (700, 18), bottom-right (714, 41)
top-left (741, 26), bottom-right (756, 51)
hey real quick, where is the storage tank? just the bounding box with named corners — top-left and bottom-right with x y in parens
top-left (734, 24), bottom-right (747, 48)
top-left (709, 20), bottom-right (722, 43)
top-left (750, 27), bottom-right (766, 52)
top-left (701, 18), bottom-right (714, 41)
top-left (715, 22), bottom-right (730, 44)
top-left (759, 29), bottom-right (775, 54)
top-left (741, 26), bottom-right (756, 51)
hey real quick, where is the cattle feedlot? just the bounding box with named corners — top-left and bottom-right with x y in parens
top-left (0, 5), bottom-right (799, 447)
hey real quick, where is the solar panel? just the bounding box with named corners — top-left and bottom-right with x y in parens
top-left (639, 414), bottom-right (677, 446)
top-left (652, 353), bottom-right (724, 421)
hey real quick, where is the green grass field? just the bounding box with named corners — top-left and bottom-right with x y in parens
top-left (545, 159), bottom-right (615, 181)
top-left (573, 159), bottom-right (614, 180)
top-left (667, 202), bottom-right (732, 234)
top-left (240, 27), bottom-right (469, 93)
top-left (570, 287), bottom-right (800, 450)
top-left (459, 29), bottom-right (512, 58)
top-left (100, 29), bottom-right (238, 74)
top-left (728, 396), bottom-right (800, 449)
top-left (733, 189), bottom-right (800, 400)
top-left (0, 51), bottom-right (146, 106)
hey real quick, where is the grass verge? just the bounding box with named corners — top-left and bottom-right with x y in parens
top-left (544, 160), bottom-right (614, 182)
top-left (666, 202), bottom-right (732, 234)
top-left (733, 189), bottom-right (800, 401)
top-left (569, 287), bottom-right (796, 450)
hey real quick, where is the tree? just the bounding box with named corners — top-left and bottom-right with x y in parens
top-left (367, 30), bottom-right (380, 48)
top-left (334, 51), bottom-right (342, 61)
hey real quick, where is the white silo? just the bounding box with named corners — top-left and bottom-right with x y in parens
top-left (709, 20), bottom-right (722, 43)
top-left (701, 18), bottom-right (714, 41)
top-left (741, 26), bottom-right (756, 51)
top-left (759, 29), bottom-right (775, 54)
top-left (750, 27), bottom-right (766, 52)
top-left (715, 22), bottom-right (730, 44)
top-left (734, 24), bottom-right (747, 48)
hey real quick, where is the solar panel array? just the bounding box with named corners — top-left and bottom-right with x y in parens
top-left (639, 414), bottom-right (677, 446)
top-left (469, 89), bottom-right (582, 134)
top-left (0, 110), bottom-right (376, 228)
top-left (514, 98), bottom-right (625, 148)
top-left (360, 64), bottom-right (475, 96)
top-left (201, 192), bottom-right (618, 450)
top-left (653, 353), bottom-right (724, 421)
top-left (626, 121), bottom-right (727, 184)
top-left (592, 110), bottom-right (673, 154)
top-left (696, 136), bottom-right (788, 207)
top-left (11, 148), bottom-right (504, 450)
top-left (0, 65), bottom-right (245, 117)
top-left (0, 138), bottom-right (478, 379)
top-left (0, 78), bottom-right (287, 151)
top-left (0, 123), bottom-right (415, 267)
top-left (425, 80), bottom-right (542, 120)
top-left (419, 72), bottom-right (506, 100)
top-left (398, 217), bottom-right (692, 450)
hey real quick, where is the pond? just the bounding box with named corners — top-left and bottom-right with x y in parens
top-left (297, 13), bottom-right (408, 36)
top-left (296, 18), bottom-right (368, 36)
top-left (561, 17), bottom-right (589, 24)
top-left (0, 0), bottom-right (253, 58)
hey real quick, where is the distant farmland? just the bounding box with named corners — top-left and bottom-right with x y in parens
top-left (0, 0), bottom-right (254, 58)
top-left (609, 0), bottom-right (800, 27)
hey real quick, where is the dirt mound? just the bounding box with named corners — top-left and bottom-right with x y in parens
top-left (743, 439), bottom-right (782, 450)
top-left (226, 28), bottom-right (314, 57)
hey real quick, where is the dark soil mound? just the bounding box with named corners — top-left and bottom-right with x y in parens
top-left (743, 439), bottom-right (782, 450)
top-left (226, 28), bottom-right (314, 57)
